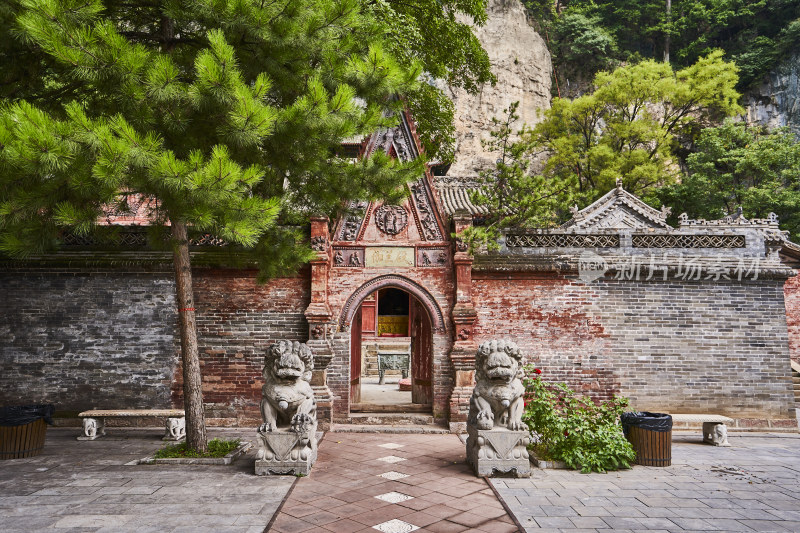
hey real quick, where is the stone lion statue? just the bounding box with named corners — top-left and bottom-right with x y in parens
top-left (259, 340), bottom-right (316, 433)
top-left (469, 339), bottom-right (525, 431)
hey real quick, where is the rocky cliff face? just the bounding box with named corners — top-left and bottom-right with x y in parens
top-left (745, 53), bottom-right (800, 135)
top-left (445, 0), bottom-right (552, 177)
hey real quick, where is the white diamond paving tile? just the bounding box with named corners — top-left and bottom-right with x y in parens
top-left (379, 471), bottom-right (410, 481)
top-left (372, 518), bottom-right (420, 533)
top-left (378, 443), bottom-right (405, 449)
top-left (376, 455), bottom-right (406, 464)
top-left (375, 491), bottom-right (414, 504)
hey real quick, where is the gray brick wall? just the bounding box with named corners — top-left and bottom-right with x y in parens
top-left (473, 274), bottom-right (796, 420)
top-left (595, 278), bottom-right (794, 418)
top-left (0, 272), bottom-right (177, 412)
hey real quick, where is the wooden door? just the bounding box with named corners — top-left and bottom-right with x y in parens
top-left (410, 298), bottom-right (433, 405)
top-left (350, 306), bottom-right (362, 404)
top-left (361, 294), bottom-right (376, 336)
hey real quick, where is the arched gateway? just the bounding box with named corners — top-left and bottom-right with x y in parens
top-left (338, 275), bottom-right (443, 414)
top-left (312, 112), bottom-right (465, 425)
top-left (339, 274), bottom-right (445, 332)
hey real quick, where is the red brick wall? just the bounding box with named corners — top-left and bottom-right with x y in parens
top-left (786, 274), bottom-right (800, 365)
top-left (171, 268), bottom-right (310, 425)
top-left (472, 273), bottom-right (617, 400)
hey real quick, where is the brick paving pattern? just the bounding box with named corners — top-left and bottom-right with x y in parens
top-left (0, 428), bottom-right (292, 533)
top-left (269, 432), bottom-right (518, 533)
top-left (493, 433), bottom-right (800, 532)
top-left (2, 428), bottom-right (800, 532)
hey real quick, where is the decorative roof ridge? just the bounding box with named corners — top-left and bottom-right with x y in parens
top-left (364, 110), bottom-right (420, 163)
top-left (433, 175), bottom-right (482, 186)
top-left (678, 208), bottom-right (781, 228)
top-left (780, 239), bottom-right (800, 262)
top-left (562, 179), bottom-right (671, 229)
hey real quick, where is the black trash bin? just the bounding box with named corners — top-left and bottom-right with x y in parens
top-left (621, 411), bottom-right (672, 467)
top-left (0, 404), bottom-right (55, 460)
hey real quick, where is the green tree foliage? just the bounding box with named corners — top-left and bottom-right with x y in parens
top-left (0, 0), bottom-right (439, 451)
top-left (461, 54), bottom-right (741, 249)
top-left (371, 0), bottom-right (494, 161)
top-left (532, 53), bottom-right (740, 200)
top-left (658, 120), bottom-right (800, 239)
top-left (531, 53), bottom-right (742, 199)
top-left (549, 10), bottom-right (618, 76)
top-left (527, 0), bottom-right (800, 92)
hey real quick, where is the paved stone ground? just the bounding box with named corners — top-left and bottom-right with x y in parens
top-left (269, 432), bottom-right (517, 533)
top-left (360, 377), bottom-right (411, 405)
top-left (493, 432), bottom-right (800, 533)
top-left (0, 427), bottom-right (292, 532)
top-left (2, 428), bottom-right (800, 532)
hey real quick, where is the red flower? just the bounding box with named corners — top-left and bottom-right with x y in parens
top-left (563, 430), bottom-right (569, 437)
top-left (534, 368), bottom-right (542, 374)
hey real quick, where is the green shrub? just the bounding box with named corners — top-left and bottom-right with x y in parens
top-left (522, 365), bottom-right (634, 473)
top-left (154, 438), bottom-right (241, 459)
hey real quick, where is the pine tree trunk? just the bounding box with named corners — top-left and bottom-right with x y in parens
top-left (664, 0), bottom-right (671, 63)
top-left (171, 220), bottom-right (207, 453)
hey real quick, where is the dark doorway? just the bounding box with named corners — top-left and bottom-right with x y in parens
top-left (349, 288), bottom-right (433, 413)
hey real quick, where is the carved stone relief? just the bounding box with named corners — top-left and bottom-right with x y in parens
top-left (338, 201), bottom-right (368, 241)
top-left (332, 247), bottom-right (365, 267)
top-left (375, 205), bottom-right (408, 235)
top-left (417, 247), bottom-right (449, 267)
top-left (310, 236), bottom-right (327, 252)
top-left (375, 126), bottom-right (413, 162)
top-left (410, 181), bottom-right (443, 241)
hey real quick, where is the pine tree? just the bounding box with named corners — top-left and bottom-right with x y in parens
top-left (460, 102), bottom-right (576, 252)
top-left (0, 0), bottom-right (434, 452)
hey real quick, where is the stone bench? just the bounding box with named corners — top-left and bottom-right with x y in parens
top-left (78, 409), bottom-right (185, 441)
top-left (670, 414), bottom-right (733, 447)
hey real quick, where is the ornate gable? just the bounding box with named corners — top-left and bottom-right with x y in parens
top-left (562, 181), bottom-right (671, 231)
top-left (332, 112), bottom-right (447, 247)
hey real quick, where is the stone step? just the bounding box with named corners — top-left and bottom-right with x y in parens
top-left (330, 423), bottom-right (449, 434)
top-left (351, 403), bottom-right (431, 413)
top-left (343, 413), bottom-right (435, 426)
top-left (376, 344), bottom-right (411, 351)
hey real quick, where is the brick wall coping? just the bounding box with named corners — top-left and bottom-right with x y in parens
top-left (472, 253), bottom-right (797, 280)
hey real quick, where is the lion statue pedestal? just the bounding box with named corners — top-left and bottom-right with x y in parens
top-left (254, 340), bottom-right (318, 476)
top-left (466, 339), bottom-right (531, 478)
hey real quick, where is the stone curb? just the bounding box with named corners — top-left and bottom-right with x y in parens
top-left (331, 424), bottom-right (450, 434)
top-left (530, 454), bottom-right (568, 469)
top-left (133, 441), bottom-right (252, 465)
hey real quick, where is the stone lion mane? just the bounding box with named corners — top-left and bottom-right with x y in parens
top-left (259, 340), bottom-right (316, 433)
top-left (469, 339), bottom-right (526, 431)
top-left (474, 339), bottom-right (524, 382)
top-left (268, 339), bottom-right (314, 380)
